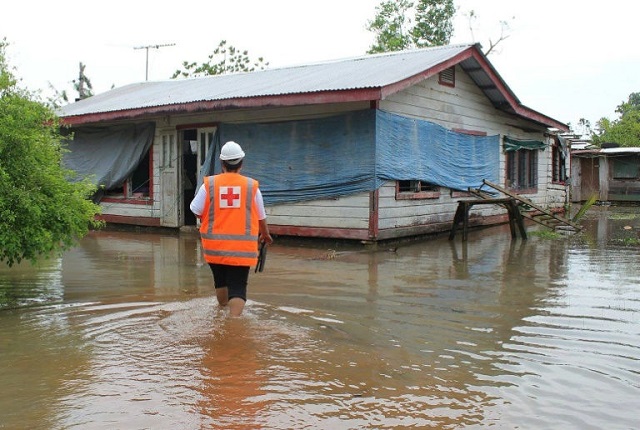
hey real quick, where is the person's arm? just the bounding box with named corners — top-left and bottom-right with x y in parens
top-left (255, 189), bottom-right (273, 245)
top-left (259, 218), bottom-right (273, 245)
top-left (190, 184), bottom-right (206, 219)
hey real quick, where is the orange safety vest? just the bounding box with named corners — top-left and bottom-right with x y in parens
top-left (199, 173), bottom-right (260, 266)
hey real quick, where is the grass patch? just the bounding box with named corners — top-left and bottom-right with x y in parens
top-left (611, 237), bottom-right (640, 246)
top-left (608, 213), bottom-right (639, 220)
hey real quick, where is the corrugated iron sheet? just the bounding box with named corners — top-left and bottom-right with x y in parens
top-left (60, 44), bottom-right (475, 117)
top-left (59, 43), bottom-right (568, 130)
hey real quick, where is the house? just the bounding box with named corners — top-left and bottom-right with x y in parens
top-left (59, 43), bottom-right (569, 242)
top-left (570, 142), bottom-right (640, 203)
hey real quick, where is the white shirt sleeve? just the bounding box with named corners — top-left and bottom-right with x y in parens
top-left (255, 188), bottom-right (266, 220)
top-left (189, 184), bottom-right (206, 216)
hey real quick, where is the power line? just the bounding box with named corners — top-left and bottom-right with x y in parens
top-left (133, 43), bottom-right (176, 81)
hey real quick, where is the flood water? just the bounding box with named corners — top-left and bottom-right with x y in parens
top-left (1, 206), bottom-right (639, 429)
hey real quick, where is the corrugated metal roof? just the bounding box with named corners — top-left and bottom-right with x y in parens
top-left (602, 147), bottom-right (640, 154)
top-left (59, 44), bottom-right (474, 117)
top-left (58, 43), bottom-right (567, 131)
top-left (571, 144), bottom-right (640, 154)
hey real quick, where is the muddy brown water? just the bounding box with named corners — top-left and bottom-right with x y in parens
top-left (1, 206), bottom-right (639, 429)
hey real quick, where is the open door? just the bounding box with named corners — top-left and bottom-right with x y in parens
top-left (160, 130), bottom-right (180, 227)
top-left (181, 127), bottom-right (217, 226)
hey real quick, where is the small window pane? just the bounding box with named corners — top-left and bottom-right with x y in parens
top-left (612, 158), bottom-right (639, 179)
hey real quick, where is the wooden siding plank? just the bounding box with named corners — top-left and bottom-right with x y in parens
top-left (93, 60), bottom-right (568, 240)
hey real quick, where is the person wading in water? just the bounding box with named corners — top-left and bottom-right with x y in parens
top-left (190, 141), bottom-right (273, 316)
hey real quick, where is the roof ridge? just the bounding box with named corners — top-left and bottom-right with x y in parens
top-left (264, 42), bottom-right (477, 71)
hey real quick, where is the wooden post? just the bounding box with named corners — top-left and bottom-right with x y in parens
top-left (449, 198), bottom-right (527, 241)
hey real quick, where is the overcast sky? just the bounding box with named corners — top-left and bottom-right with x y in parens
top-left (3, 0), bottom-right (639, 131)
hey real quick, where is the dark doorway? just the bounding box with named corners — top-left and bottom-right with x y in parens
top-left (183, 129), bottom-right (198, 225)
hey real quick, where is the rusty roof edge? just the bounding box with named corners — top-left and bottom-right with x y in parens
top-left (513, 104), bottom-right (569, 132)
top-left (59, 43), bottom-right (567, 131)
top-left (60, 88), bottom-right (384, 126)
top-left (463, 47), bottom-right (568, 131)
top-left (380, 45), bottom-right (477, 99)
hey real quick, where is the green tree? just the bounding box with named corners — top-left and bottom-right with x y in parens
top-left (412, 0), bottom-right (455, 48)
top-left (172, 40), bottom-right (269, 78)
top-left (367, 0), bottom-right (454, 54)
top-left (367, 0), bottom-right (414, 53)
top-left (0, 39), bottom-right (102, 267)
top-left (593, 92), bottom-right (640, 147)
top-left (71, 62), bottom-right (93, 100)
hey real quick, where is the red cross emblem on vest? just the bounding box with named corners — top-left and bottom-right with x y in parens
top-left (220, 186), bottom-right (241, 208)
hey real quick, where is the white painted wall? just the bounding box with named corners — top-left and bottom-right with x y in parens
top-left (267, 193), bottom-right (370, 229)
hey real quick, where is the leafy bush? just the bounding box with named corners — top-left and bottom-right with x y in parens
top-left (0, 39), bottom-right (102, 266)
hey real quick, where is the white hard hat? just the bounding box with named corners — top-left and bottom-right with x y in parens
top-left (220, 141), bottom-right (245, 164)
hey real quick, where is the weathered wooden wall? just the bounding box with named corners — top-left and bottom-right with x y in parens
top-left (99, 66), bottom-right (568, 239)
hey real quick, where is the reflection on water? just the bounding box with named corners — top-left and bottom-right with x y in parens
top-left (1, 207), bottom-right (639, 429)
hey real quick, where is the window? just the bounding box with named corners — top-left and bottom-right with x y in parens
top-left (103, 150), bottom-right (152, 203)
top-left (612, 156), bottom-right (640, 179)
top-left (396, 180), bottom-right (440, 200)
top-left (131, 151), bottom-right (151, 197)
top-left (438, 67), bottom-right (455, 87)
top-left (506, 150), bottom-right (538, 191)
top-left (551, 139), bottom-right (567, 184)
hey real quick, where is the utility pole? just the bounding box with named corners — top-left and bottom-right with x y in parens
top-left (134, 43), bottom-right (176, 81)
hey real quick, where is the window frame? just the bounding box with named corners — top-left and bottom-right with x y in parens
top-left (102, 149), bottom-right (153, 205)
top-left (506, 149), bottom-right (538, 193)
top-left (611, 155), bottom-right (640, 180)
top-left (395, 180), bottom-right (440, 200)
top-left (551, 140), bottom-right (567, 184)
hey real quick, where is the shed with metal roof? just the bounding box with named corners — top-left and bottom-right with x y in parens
top-left (571, 144), bottom-right (640, 203)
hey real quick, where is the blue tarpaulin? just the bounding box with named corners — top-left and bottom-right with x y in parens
top-left (375, 111), bottom-right (500, 191)
top-left (214, 111), bottom-right (376, 205)
top-left (209, 110), bottom-right (499, 205)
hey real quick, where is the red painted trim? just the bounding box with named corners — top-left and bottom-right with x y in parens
top-left (395, 192), bottom-right (440, 200)
top-left (147, 146), bottom-right (154, 200)
top-left (450, 191), bottom-right (473, 198)
top-left (61, 89), bottom-right (382, 126)
top-left (100, 147), bottom-right (153, 202)
top-left (512, 103), bottom-right (568, 132)
top-left (395, 181), bottom-right (440, 200)
top-left (269, 225), bottom-right (370, 241)
top-left (60, 45), bottom-right (567, 132)
top-left (379, 46), bottom-right (568, 131)
top-left (97, 214), bottom-right (161, 227)
top-left (100, 210), bottom-right (568, 242)
top-left (176, 122), bottom-right (218, 130)
top-left (467, 49), bottom-right (569, 131)
top-left (101, 197), bottom-right (153, 205)
top-left (380, 49), bottom-right (474, 98)
top-left (368, 189), bottom-right (379, 239)
top-left (453, 128), bottom-right (487, 136)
